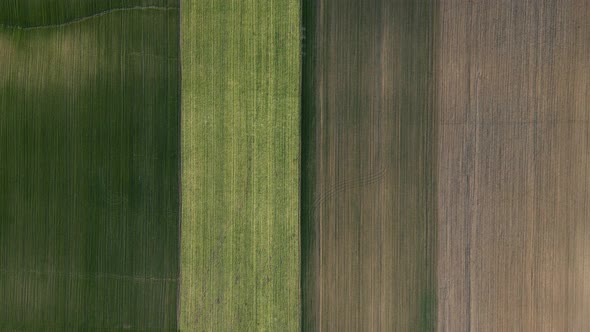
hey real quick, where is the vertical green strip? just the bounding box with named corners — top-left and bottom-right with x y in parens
top-left (180, 0), bottom-right (300, 331)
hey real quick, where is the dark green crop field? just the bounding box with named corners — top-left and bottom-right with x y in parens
top-left (0, 1), bottom-right (180, 330)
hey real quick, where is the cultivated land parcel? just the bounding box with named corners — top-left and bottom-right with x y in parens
top-left (0, 1), bottom-right (180, 329)
top-left (180, 0), bottom-right (301, 330)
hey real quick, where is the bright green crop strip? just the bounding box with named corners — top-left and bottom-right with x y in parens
top-left (180, 0), bottom-right (301, 331)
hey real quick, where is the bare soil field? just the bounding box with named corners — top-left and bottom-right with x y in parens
top-left (303, 0), bottom-right (590, 331)
top-left (437, 1), bottom-right (590, 331)
top-left (301, 1), bottom-right (436, 330)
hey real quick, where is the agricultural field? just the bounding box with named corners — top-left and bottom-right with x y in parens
top-left (437, 1), bottom-right (590, 330)
top-left (0, 1), bottom-right (180, 330)
top-left (179, 0), bottom-right (301, 331)
top-left (300, 0), bottom-right (437, 330)
top-left (3, 0), bottom-right (588, 331)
